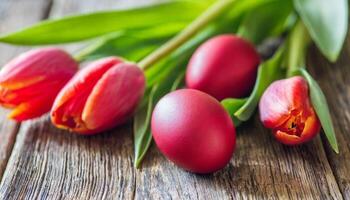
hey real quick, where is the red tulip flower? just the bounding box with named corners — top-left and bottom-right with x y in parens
top-left (0, 48), bottom-right (78, 121)
top-left (50, 57), bottom-right (145, 134)
top-left (259, 76), bottom-right (321, 145)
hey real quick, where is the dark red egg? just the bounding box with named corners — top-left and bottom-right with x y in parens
top-left (186, 34), bottom-right (260, 100)
top-left (151, 89), bottom-right (236, 174)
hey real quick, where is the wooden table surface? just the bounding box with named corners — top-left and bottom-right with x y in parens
top-left (0, 0), bottom-right (349, 199)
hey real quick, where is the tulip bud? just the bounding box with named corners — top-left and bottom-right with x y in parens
top-left (0, 48), bottom-right (78, 121)
top-left (50, 57), bottom-right (145, 134)
top-left (259, 76), bottom-right (321, 145)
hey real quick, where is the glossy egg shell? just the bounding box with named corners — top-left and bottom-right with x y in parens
top-left (186, 34), bottom-right (260, 100)
top-left (151, 89), bottom-right (236, 173)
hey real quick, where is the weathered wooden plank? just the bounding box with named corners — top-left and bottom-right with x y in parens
top-left (136, 115), bottom-right (342, 199)
top-left (0, 117), bottom-right (135, 199)
top-left (0, 1), bottom-right (141, 199)
top-left (0, 0), bottom-right (347, 199)
top-left (0, 0), bottom-right (52, 180)
top-left (308, 36), bottom-right (350, 199)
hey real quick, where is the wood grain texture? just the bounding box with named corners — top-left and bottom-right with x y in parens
top-left (0, 117), bottom-right (135, 199)
top-left (136, 116), bottom-right (342, 200)
top-left (307, 35), bottom-right (350, 199)
top-left (0, 0), bottom-right (52, 180)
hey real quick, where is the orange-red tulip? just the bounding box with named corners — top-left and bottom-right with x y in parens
top-left (259, 76), bottom-right (321, 145)
top-left (0, 48), bottom-right (78, 121)
top-left (50, 57), bottom-right (145, 134)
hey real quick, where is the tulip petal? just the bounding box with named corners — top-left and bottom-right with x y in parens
top-left (51, 57), bottom-right (123, 132)
top-left (82, 63), bottom-right (145, 130)
top-left (299, 109), bottom-right (321, 141)
top-left (273, 130), bottom-right (303, 145)
top-left (0, 80), bottom-right (63, 106)
top-left (8, 91), bottom-right (56, 121)
top-left (0, 76), bottom-right (45, 90)
top-left (259, 76), bottom-right (308, 128)
top-left (273, 109), bottom-right (320, 145)
top-left (0, 48), bottom-right (77, 86)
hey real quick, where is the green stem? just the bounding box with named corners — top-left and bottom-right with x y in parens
top-left (138, 0), bottom-right (235, 70)
top-left (286, 20), bottom-right (311, 77)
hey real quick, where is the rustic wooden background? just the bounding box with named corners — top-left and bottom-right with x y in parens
top-left (0, 0), bottom-right (349, 199)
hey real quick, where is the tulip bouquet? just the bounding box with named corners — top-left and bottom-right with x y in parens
top-left (0, 0), bottom-right (347, 172)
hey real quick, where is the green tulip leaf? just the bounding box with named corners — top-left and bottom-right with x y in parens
top-left (133, 85), bottom-right (158, 168)
top-left (75, 22), bottom-right (189, 62)
top-left (298, 68), bottom-right (339, 153)
top-left (238, 0), bottom-right (294, 44)
top-left (293, 0), bottom-right (348, 62)
top-left (0, 1), bottom-right (211, 45)
top-left (235, 45), bottom-right (285, 121)
top-left (171, 71), bottom-right (186, 91)
top-left (221, 98), bottom-right (247, 126)
top-left (75, 34), bottom-right (167, 62)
